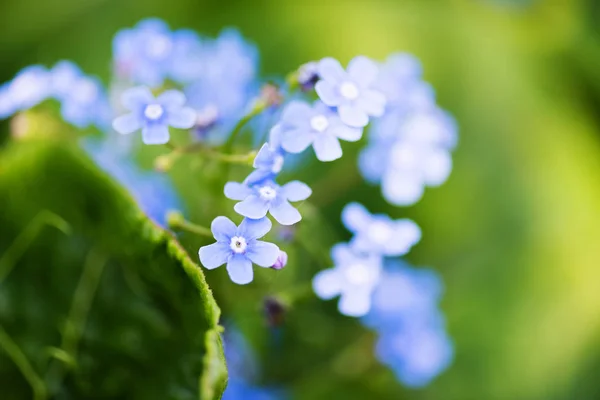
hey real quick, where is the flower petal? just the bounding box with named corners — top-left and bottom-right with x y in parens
top-left (382, 169), bottom-right (424, 206)
top-left (122, 86), bottom-right (154, 110)
top-left (224, 182), bottom-right (253, 201)
top-left (318, 57), bottom-right (346, 83)
top-left (226, 254), bottom-right (253, 285)
top-left (423, 149), bottom-right (452, 186)
top-left (330, 121), bottom-right (363, 142)
top-left (234, 195), bottom-right (270, 220)
top-left (338, 104), bottom-right (369, 128)
top-left (312, 269), bottom-right (342, 300)
top-left (281, 100), bottom-right (312, 126)
top-left (269, 200), bottom-right (301, 226)
top-left (112, 113), bottom-right (141, 135)
top-left (281, 181), bottom-right (312, 202)
top-left (211, 216), bottom-right (237, 241)
top-left (142, 124), bottom-right (170, 145)
top-left (246, 240), bottom-right (280, 267)
top-left (338, 290), bottom-right (372, 317)
top-left (315, 80), bottom-right (341, 106)
top-left (347, 56), bottom-right (379, 87)
top-left (341, 202), bottom-right (372, 233)
top-left (237, 217), bottom-right (272, 240)
top-left (253, 143), bottom-right (271, 168)
top-left (157, 89), bottom-right (186, 108)
top-left (281, 128), bottom-right (314, 154)
top-left (356, 89), bottom-right (386, 117)
top-left (167, 107), bottom-right (196, 129)
top-left (330, 243), bottom-right (356, 266)
top-left (198, 242), bottom-right (230, 270)
top-left (313, 134), bottom-right (342, 162)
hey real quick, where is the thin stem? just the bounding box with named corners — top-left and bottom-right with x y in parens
top-left (0, 210), bottom-right (70, 284)
top-left (222, 100), bottom-right (267, 152)
top-left (155, 143), bottom-right (255, 172)
top-left (44, 247), bottom-right (108, 394)
top-left (0, 325), bottom-right (48, 400)
top-left (167, 211), bottom-right (213, 238)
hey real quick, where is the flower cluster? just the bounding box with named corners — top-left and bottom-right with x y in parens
top-left (359, 53), bottom-right (458, 206)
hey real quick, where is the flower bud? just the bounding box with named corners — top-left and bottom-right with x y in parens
top-left (271, 250), bottom-right (288, 270)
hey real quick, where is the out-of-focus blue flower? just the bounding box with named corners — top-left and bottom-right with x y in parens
top-left (113, 18), bottom-right (176, 87)
top-left (82, 138), bottom-right (182, 227)
top-left (224, 178), bottom-right (311, 226)
top-left (223, 379), bottom-right (282, 400)
top-left (245, 124), bottom-right (287, 184)
top-left (184, 28), bottom-right (258, 143)
top-left (375, 319), bottom-right (453, 388)
top-left (199, 217), bottom-right (280, 285)
top-left (315, 56), bottom-right (386, 128)
top-left (0, 66), bottom-right (51, 118)
top-left (113, 86), bottom-right (196, 145)
top-left (278, 100), bottom-right (362, 162)
top-left (312, 243), bottom-right (382, 317)
top-left (342, 202), bottom-right (421, 256)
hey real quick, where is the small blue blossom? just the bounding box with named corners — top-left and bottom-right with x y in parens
top-left (224, 178), bottom-right (311, 226)
top-left (315, 56), bottom-right (386, 128)
top-left (342, 202), bottom-right (421, 256)
top-left (278, 100), bottom-right (362, 162)
top-left (245, 124), bottom-right (286, 184)
top-left (312, 243), bottom-right (382, 317)
top-left (112, 86), bottom-right (196, 145)
top-left (0, 66), bottom-right (51, 117)
top-left (199, 217), bottom-right (280, 285)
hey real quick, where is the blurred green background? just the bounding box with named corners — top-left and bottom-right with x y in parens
top-left (2, 0), bottom-right (600, 399)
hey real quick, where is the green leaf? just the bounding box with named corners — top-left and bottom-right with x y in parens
top-left (0, 139), bottom-right (227, 400)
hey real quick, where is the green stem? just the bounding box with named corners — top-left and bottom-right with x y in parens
top-left (167, 211), bottom-right (213, 238)
top-left (0, 325), bottom-right (48, 400)
top-left (45, 247), bottom-right (108, 394)
top-left (0, 210), bottom-right (70, 284)
top-left (222, 100), bottom-right (268, 152)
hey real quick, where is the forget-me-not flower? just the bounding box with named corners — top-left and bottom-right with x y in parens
top-left (312, 243), bottom-right (382, 317)
top-left (278, 100), bottom-right (362, 162)
top-left (342, 202), bottom-right (421, 256)
top-left (245, 124), bottom-right (286, 184)
top-left (224, 178), bottom-right (311, 226)
top-left (199, 217), bottom-right (280, 285)
top-left (113, 86), bottom-right (196, 145)
top-left (315, 56), bottom-right (386, 127)
top-left (2, 66), bottom-right (51, 116)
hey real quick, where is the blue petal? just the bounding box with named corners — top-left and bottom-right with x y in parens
top-left (246, 240), bottom-right (280, 267)
top-left (382, 169), bottom-right (424, 206)
top-left (281, 181), bottom-right (312, 202)
top-left (253, 143), bottom-right (272, 168)
top-left (312, 269), bottom-right (342, 299)
top-left (122, 86), bottom-right (154, 110)
top-left (141, 124), bottom-right (170, 144)
top-left (313, 134), bottom-right (342, 162)
top-left (199, 242), bottom-right (230, 269)
top-left (234, 195), bottom-right (270, 219)
top-left (158, 89), bottom-right (186, 108)
top-left (269, 200), bottom-right (301, 226)
top-left (281, 100), bottom-right (312, 126)
top-left (167, 107), bottom-right (196, 129)
top-left (226, 254), bottom-right (253, 285)
top-left (423, 149), bottom-right (452, 186)
top-left (211, 216), bottom-right (237, 241)
top-left (338, 104), bottom-right (369, 128)
top-left (281, 128), bottom-right (313, 154)
top-left (315, 80), bottom-right (341, 106)
top-left (338, 290), bottom-right (372, 317)
top-left (113, 113), bottom-right (141, 134)
top-left (356, 89), bottom-right (386, 117)
top-left (318, 57), bottom-right (345, 83)
top-left (237, 217), bottom-right (272, 240)
top-left (330, 121), bottom-right (363, 142)
top-left (358, 145), bottom-right (387, 183)
top-left (224, 182), bottom-right (253, 200)
top-left (347, 56), bottom-right (379, 87)
top-left (330, 243), bottom-right (356, 266)
top-left (341, 202), bottom-right (371, 233)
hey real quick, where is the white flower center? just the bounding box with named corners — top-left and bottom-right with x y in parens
top-left (146, 34), bottom-right (172, 59)
top-left (230, 236), bottom-right (247, 253)
top-left (368, 221), bottom-right (394, 244)
top-left (310, 115), bottom-right (329, 133)
top-left (144, 104), bottom-right (164, 121)
top-left (345, 263), bottom-right (371, 285)
top-left (271, 155), bottom-right (284, 173)
top-left (259, 186), bottom-right (277, 200)
top-left (340, 81), bottom-right (359, 100)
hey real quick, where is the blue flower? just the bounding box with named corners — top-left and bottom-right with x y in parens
top-left (112, 86), bottom-right (196, 145)
top-left (342, 202), bottom-right (421, 256)
top-left (315, 56), bottom-right (386, 127)
top-left (224, 178), bottom-right (311, 226)
top-left (278, 100), bottom-right (362, 162)
top-left (312, 243), bottom-right (382, 317)
top-left (0, 66), bottom-right (51, 117)
top-left (113, 18), bottom-right (176, 87)
top-left (372, 53), bottom-right (427, 109)
top-left (245, 124), bottom-right (286, 184)
top-left (199, 217), bottom-right (280, 285)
